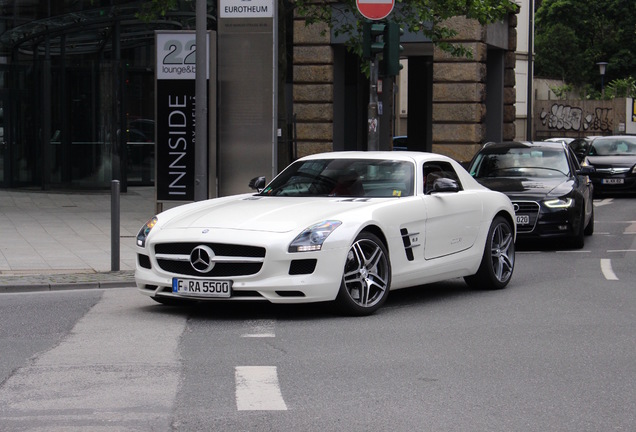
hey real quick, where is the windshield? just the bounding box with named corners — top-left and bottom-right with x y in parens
top-left (260, 158), bottom-right (415, 197)
top-left (589, 137), bottom-right (636, 156)
top-left (470, 147), bottom-right (570, 178)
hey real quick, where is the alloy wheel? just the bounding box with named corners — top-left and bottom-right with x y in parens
top-left (490, 221), bottom-right (515, 284)
top-left (342, 238), bottom-right (390, 308)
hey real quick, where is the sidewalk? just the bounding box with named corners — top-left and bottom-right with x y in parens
top-left (0, 186), bottom-right (156, 292)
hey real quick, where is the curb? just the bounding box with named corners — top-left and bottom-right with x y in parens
top-left (0, 281), bottom-right (137, 293)
top-left (0, 271), bottom-right (136, 293)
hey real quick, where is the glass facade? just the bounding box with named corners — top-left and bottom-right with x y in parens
top-left (0, 0), bottom-right (215, 189)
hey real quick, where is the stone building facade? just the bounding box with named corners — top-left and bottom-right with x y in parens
top-left (292, 11), bottom-right (518, 163)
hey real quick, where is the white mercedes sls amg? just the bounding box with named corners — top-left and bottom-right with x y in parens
top-left (136, 151), bottom-right (516, 315)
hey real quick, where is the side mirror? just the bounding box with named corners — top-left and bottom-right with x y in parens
top-left (574, 150), bottom-right (587, 162)
top-left (430, 178), bottom-right (460, 194)
top-left (249, 176), bottom-right (267, 192)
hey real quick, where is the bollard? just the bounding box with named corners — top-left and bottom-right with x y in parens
top-left (111, 180), bottom-right (120, 271)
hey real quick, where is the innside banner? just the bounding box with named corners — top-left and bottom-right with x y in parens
top-left (156, 32), bottom-right (209, 202)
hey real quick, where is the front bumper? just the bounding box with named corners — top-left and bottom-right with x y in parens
top-left (512, 200), bottom-right (580, 239)
top-left (135, 243), bottom-right (349, 304)
top-left (590, 175), bottom-right (636, 194)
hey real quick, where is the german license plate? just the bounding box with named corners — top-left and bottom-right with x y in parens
top-left (516, 215), bottom-right (530, 225)
top-left (172, 278), bottom-right (232, 297)
top-left (602, 178), bottom-right (624, 184)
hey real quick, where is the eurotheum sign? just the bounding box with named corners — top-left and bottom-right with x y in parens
top-left (356, 0), bottom-right (395, 20)
top-left (220, 0), bottom-right (273, 18)
top-left (155, 31), bottom-right (209, 202)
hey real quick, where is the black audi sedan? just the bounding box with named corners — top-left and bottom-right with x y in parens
top-left (468, 141), bottom-right (595, 248)
top-left (585, 135), bottom-right (636, 195)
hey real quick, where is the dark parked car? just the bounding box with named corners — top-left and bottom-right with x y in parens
top-left (468, 141), bottom-right (594, 248)
top-left (567, 137), bottom-right (595, 163)
top-left (584, 135), bottom-right (636, 195)
top-left (392, 136), bottom-right (408, 151)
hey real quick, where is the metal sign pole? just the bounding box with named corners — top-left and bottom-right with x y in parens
top-left (194, 0), bottom-right (208, 201)
top-left (111, 180), bottom-right (120, 271)
top-left (367, 59), bottom-right (380, 151)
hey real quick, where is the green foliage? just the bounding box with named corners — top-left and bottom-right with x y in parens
top-left (136, 0), bottom-right (182, 22)
top-left (605, 77), bottom-right (636, 99)
top-left (535, 0), bottom-right (636, 94)
top-left (535, 24), bottom-right (584, 83)
top-left (294, 0), bottom-right (517, 62)
top-left (549, 83), bottom-right (573, 99)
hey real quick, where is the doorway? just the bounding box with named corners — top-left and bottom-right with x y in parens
top-left (0, 92), bottom-right (6, 187)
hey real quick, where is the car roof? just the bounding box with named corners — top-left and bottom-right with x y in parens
top-left (297, 151), bottom-right (457, 164)
top-left (544, 137), bottom-right (575, 143)
top-left (480, 141), bottom-right (568, 152)
top-left (591, 135), bottom-right (636, 141)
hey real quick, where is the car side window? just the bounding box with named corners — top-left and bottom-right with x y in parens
top-left (567, 148), bottom-right (581, 172)
top-left (423, 161), bottom-right (462, 194)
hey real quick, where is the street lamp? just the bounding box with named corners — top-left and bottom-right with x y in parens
top-left (597, 62), bottom-right (608, 98)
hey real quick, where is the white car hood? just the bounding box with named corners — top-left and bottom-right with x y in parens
top-left (161, 196), bottom-right (381, 233)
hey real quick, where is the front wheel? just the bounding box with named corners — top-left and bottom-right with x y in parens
top-left (570, 207), bottom-right (586, 249)
top-left (464, 216), bottom-right (515, 290)
top-left (584, 205), bottom-right (594, 236)
top-left (335, 232), bottom-right (391, 316)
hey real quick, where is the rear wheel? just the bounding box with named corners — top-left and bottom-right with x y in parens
top-left (464, 216), bottom-right (515, 290)
top-left (335, 232), bottom-right (391, 316)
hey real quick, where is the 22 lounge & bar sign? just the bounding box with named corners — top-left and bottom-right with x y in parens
top-left (155, 31), bottom-right (209, 201)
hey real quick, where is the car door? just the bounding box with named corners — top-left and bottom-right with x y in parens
top-left (421, 161), bottom-right (483, 260)
top-left (568, 148), bottom-right (593, 220)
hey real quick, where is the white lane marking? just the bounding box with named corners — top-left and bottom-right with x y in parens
top-left (241, 320), bottom-right (276, 338)
top-left (0, 289), bottom-right (187, 429)
top-left (608, 250), bottom-right (636, 253)
top-left (594, 198), bottom-right (614, 207)
top-left (600, 259), bottom-right (619, 281)
top-left (625, 221), bottom-right (636, 234)
top-left (235, 366), bottom-right (288, 411)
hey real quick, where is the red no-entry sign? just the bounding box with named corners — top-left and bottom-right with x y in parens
top-left (357, 0), bottom-right (395, 20)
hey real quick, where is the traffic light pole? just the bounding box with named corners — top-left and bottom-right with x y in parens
top-left (367, 59), bottom-right (380, 151)
top-left (362, 20), bottom-right (402, 152)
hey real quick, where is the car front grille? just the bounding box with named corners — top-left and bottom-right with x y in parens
top-left (512, 201), bottom-right (540, 233)
top-left (154, 242), bottom-right (266, 277)
top-left (594, 167), bottom-right (630, 174)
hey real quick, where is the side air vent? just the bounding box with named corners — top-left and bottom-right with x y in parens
top-left (400, 228), bottom-right (421, 261)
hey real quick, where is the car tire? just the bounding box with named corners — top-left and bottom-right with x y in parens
top-left (584, 206), bottom-right (594, 236)
top-left (335, 231), bottom-right (391, 316)
top-left (464, 215), bottom-right (515, 290)
top-left (570, 208), bottom-right (585, 249)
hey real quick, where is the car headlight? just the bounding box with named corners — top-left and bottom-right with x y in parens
top-left (136, 216), bottom-right (158, 247)
top-left (631, 165), bottom-right (636, 174)
top-left (543, 198), bottom-right (574, 208)
top-left (288, 220), bottom-right (342, 252)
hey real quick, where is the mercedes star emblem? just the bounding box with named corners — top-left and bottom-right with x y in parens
top-left (190, 245), bottom-right (216, 273)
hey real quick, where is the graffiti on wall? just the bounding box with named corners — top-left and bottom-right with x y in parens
top-left (540, 104), bottom-right (613, 132)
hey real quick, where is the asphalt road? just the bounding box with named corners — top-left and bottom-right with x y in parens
top-left (0, 197), bottom-right (634, 431)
